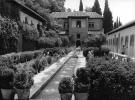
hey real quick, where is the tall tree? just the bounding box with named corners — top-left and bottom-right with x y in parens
top-left (79, 0), bottom-right (83, 11)
top-left (119, 17), bottom-right (122, 26)
top-left (92, 0), bottom-right (102, 15)
top-left (103, 0), bottom-right (113, 34)
top-left (113, 17), bottom-right (122, 29)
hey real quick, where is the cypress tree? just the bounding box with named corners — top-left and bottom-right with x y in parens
top-left (113, 22), bottom-right (117, 29)
top-left (116, 17), bottom-right (119, 28)
top-left (103, 0), bottom-right (113, 34)
top-left (92, 0), bottom-right (102, 15)
top-left (79, 0), bottom-right (83, 11)
top-left (119, 17), bottom-right (122, 26)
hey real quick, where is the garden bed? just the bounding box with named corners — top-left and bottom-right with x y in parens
top-left (0, 47), bottom-right (73, 100)
top-left (85, 56), bottom-right (135, 100)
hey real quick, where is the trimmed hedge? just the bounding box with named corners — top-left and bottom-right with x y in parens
top-left (0, 50), bottom-right (43, 65)
top-left (82, 47), bottom-right (110, 57)
top-left (86, 57), bottom-right (135, 100)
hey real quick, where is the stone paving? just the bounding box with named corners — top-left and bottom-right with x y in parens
top-left (30, 51), bottom-right (74, 99)
top-left (33, 51), bottom-right (86, 100)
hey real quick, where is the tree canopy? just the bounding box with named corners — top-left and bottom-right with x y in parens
top-left (103, 0), bottom-right (113, 34)
top-left (92, 0), bottom-right (102, 15)
top-left (79, 0), bottom-right (83, 11)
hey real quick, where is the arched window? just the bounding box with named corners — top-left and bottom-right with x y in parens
top-left (130, 35), bottom-right (134, 46)
top-left (76, 20), bottom-right (81, 28)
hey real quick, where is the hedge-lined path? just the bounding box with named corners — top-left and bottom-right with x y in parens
top-left (33, 51), bottom-right (86, 100)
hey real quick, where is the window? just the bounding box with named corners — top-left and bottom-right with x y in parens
top-left (77, 34), bottom-right (80, 39)
top-left (125, 36), bottom-right (128, 47)
top-left (121, 37), bottom-right (123, 46)
top-left (64, 22), bottom-right (68, 30)
top-left (130, 35), bottom-right (134, 46)
top-left (113, 39), bottom-right (115, 45)
top-left (89, 22), bottom-right (94, 28)
top-left (76, 20), bottom-right (81, 28)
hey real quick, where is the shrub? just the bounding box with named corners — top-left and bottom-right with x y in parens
top-left (86, 57), bottom-right (135, 100)
top-left (58, 77), bottom-right (73, 93)
top-left (14, 69), bottom-right (34, 89)
top-left (76, 68), bottom-right (89, 84)
top-left (0, 67), bottom-right (14, 89)
top-left (74, 80), bottom-right (89, 93)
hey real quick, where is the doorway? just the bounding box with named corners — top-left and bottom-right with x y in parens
top-left (76, 40), bottom-right (81, 47)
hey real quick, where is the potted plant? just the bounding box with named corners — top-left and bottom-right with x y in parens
top-left (58, 77), bottom-right (73, 100)
top-left (0, 66), bottom-right (15, 100)
top-left (74, 68), bottom-right (90, 100)
top-left (14, 69), bottom-right (34, 100)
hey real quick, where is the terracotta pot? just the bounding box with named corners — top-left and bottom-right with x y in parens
top-left (15, 88), bottom-right (30, 100)
top-left (1, 89), bottom-right (14, 100)
top-left (60, 93), bottom-right (72, 100)
top-left (74, 93), bottom-right (89, 100)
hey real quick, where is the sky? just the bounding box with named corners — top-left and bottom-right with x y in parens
top-left (64, 0), bottom-right (135, 25)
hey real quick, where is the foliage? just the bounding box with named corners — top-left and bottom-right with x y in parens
top-left (0, 67), bottom-right (14, 89)
top-left (38, 37), bottom-right (56, 48)
top-left (74, 80), bottom-right (89, 93)
top-left (82, 47), bottom-right (110, 58)
top-left (58, 77), bottom-right (73, 93)
top-left (86, 57), bottom-right (135, 100)
top-left (32, 55), bottom-right (47, 73)
top-left (79, 0), bottom-right (83, 11)
top-left (92, 0), bottom-right (102, 15)
top-left (0, 50), bottom-right (43, 66)
top-left (61, 36), bottom-right (70, 47)
top-left (113, 17), bottom-right (122, 29)
top-left (76, 68), bottom-right (89, 84)
top-left (0, 17), bottom-right (20, 54)
top-left (22, 23), bottom-right (39, 40)
top-left (103, 0), bottom-right (113, 34)
top-left (14, 68), bottom-right (34, 89)
top-left (84, 34), bottom-right (106, 48)
top-left (82, 47), bottom-right (98, 57)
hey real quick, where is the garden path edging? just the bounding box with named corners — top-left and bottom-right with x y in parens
top-left (30, 51), bottom-right (74, 99)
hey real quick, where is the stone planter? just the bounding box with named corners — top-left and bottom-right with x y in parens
top-left (15, 88), bottom-right (30, 100)
top-left (60, 93), bottom-right (72, 100)
top-left (74, 93), bottom-right (89, 100)
top-left (1, 89), bottom-right (14, 100)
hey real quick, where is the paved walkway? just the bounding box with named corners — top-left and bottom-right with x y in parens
top-left (34, 51), bottom-right (86, 100)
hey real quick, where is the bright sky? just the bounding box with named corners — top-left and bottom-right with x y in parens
top-left (64, 0), bottom-right (135, 25)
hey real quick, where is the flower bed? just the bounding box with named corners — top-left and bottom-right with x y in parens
top-left (0, 47), bottom-right (73, 99)
top-left (86, 57), bottom-right (135, 100)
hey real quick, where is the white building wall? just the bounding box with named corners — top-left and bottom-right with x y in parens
top-left (19, 11), bottom-right (42, 28)
top-left (107, 25), bottom-right (135, 57)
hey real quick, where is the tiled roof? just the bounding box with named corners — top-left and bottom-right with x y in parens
top-left (50, 11), bottom-right (103, 19)
top-left (108, 20), bottom-right (135, 35)
top-left (9, 0), bottom-right (46, 22)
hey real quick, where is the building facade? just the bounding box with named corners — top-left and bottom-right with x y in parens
top-left (0, 0), bottom-right (46, 29)
top-left (107, 20), bottom-right (135, 57)
top-left (50, 11), bottom-right (104, 46)
top-left (0, 0), bottom-right (47, 52)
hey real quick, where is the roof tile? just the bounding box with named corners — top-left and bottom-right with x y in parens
top-left (50, 11), bottom-right (103, 18)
